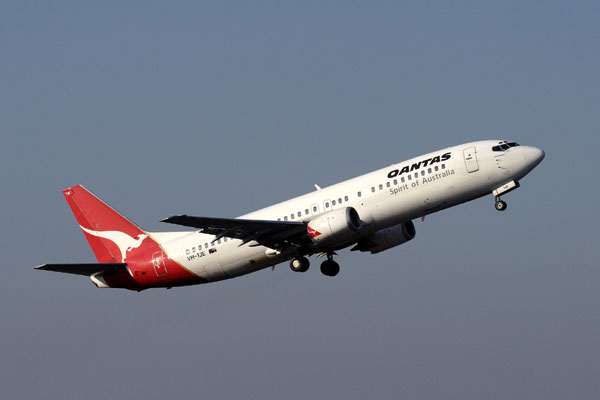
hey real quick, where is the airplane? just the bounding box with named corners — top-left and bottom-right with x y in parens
top-left (35, 140), bottom-right (544, 291)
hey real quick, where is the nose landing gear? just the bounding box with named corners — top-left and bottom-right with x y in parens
top-left (492, 181), bottom-right (519, 211)
top-left (495, 196), bottom-right (507, 211)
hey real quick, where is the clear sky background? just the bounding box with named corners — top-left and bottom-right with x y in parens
top-left (1, 1), bottom-right (599, 399)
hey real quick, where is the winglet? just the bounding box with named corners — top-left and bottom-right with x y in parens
top-left (160, 215), bottom-right (190, 225)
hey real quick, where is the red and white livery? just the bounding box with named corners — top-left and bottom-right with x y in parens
top-left (36, 140), bottom-right (544, 290)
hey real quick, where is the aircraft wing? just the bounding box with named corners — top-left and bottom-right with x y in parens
top-left (161, 215), bottom-right (307, 249)
top-left (35, 263), bottom-right (128, 276)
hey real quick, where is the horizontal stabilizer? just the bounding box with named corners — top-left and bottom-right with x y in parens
top-left (35, 263), bottom-right (128, 276)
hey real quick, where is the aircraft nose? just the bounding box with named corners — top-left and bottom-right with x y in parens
top-left (523, 146), bottom-right (545, 167)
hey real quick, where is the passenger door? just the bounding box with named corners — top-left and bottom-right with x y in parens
top-left (152, 251), bottom-right (168, 277)
top-left (463, 147), bottom-right (479, 173)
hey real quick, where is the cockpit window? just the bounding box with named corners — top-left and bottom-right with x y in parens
top-left (492, 141), bottom-right (520, 152)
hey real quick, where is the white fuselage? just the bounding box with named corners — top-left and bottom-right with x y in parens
top-left (152, 140), bottom-right (543, 282)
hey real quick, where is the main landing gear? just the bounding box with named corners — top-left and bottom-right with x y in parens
top-left (289, 256), bottom-right (310, 273)
top-left (494, 196), bottom-right (507, 211)
top-left (289, 253), bottom-right (340, 277)
top-left (320, 253), bottom-right (340, 277)
top-left (320, 260), bottom-right (340, 277)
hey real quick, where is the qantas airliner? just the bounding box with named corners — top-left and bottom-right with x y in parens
top-left (36, 140), bottom-right (544, 291)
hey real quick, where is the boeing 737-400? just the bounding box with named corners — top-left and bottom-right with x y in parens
top-left (36, 140), bottom-right (544, 291)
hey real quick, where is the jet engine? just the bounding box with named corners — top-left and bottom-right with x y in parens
top-left (351, 221), bottom-right (416, 254)
top-left (307, 207), bottom-right (362, 246)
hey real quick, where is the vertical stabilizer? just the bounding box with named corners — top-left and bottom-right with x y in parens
top-left (62, 185), bottom-right (150, 263)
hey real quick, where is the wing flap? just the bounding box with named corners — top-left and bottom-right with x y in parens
top-left (35, 263), bottom-right (128, 276)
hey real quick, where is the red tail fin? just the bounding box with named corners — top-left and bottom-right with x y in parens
top-left (63, 185), bottom-right (150, 263)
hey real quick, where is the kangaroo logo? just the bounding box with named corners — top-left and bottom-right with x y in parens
top-left (307, 226), bottom-right (321, 238)
top-left (80, 226), bottom-right (148, 262)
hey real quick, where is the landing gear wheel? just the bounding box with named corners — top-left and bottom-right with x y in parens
top-left (320, 260), bottom-right (340, 277)
top-left (495, 200), bottom-right (507, 211)
top-left (289, 257), bottom-right (310, 272)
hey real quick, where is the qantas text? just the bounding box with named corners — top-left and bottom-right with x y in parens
top-left (387, 152), bottom-right (451, 178)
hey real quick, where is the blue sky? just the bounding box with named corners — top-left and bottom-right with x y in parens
top-left (1, 1), bottom-right (599, 399)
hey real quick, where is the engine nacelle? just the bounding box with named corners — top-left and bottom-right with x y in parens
top-left (352, 221), bottom-right (416, 254)
top-left (307, 207), bottom-right (362, 246)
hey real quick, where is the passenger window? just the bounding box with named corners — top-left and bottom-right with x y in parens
top-left (305, 209), bottom-right (309, 215)
top-left (371, 187), bottom-right (375, 192)
top-left (414, 173), bottom-right (418, 179)
top-left (428, 168), bottom-right (432, 173)
top-left (386, 182), bottom-right (391, 188)
top-left (408, 175), bottom-right (412, 181)
top-left (186, 249), bottom-right (190, 255)
top-left (393, 179), bottom-right (397, 185)
top-left (344, 195), bottom-right (349, 202)
top-left (313, 206), bottom-right (318, 212)
top-left (332, 200), bottom-right (336, 206)
top-left (297, 211), bottom-right (302, 217)
top-left (338, 198), bottom-right (342, 203)
top-left (435, 166), bottom-right (439, 171)
top-left (401, 177), bottom-right (405, 183)
top-left (224, 237), bottom-right (228, 242)
top-left (277, 218), bottom-right (281, 221)
top-left (205, 243), bottom-right (208, 249)
top-left (379, 184), bottom-right (383, 190)
top-left (290, 214), bottom-right (295, 219)
top-left (284, 216), bottom-right (288, 221)
top-left (358, 191), bottom-right (362, 197)
top-left (325, 202), bottom-right (330, 208)
top-left (217, 239), bottom-right (221, 244)
top-left (192, 247), bottom-right (196, 253)
top-left (441, 164), bottom-right (446, 169)
top-left (421, 170), bottom-right (425, 176)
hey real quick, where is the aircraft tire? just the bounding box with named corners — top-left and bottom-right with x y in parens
top-left (320, 260), bottom-right (340, 277)
top-left (290, 257), bottom-right (310, 272)
top-left (495, 200), bottom-right (507, 211)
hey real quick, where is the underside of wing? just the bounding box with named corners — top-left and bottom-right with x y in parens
top-left (35, 263), bottom-right (128, 276)
top-left (161, 215), bottom-right (308, 249)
